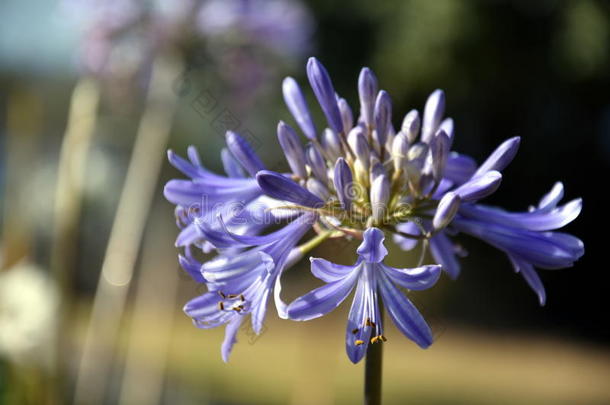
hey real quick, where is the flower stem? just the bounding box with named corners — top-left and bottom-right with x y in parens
top-left (364, 304), bottom-right (384, 405)
top-left (297, 229), bottom-right (334, 255)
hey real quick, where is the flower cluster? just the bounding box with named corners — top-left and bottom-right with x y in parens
top-left (164, 57), bottom-right (583, 362)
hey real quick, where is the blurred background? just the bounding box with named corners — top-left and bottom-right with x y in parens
top-left (0, 0), bottom-right (609, 404)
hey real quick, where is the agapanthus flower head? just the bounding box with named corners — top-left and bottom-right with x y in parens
top-left (165, 57), bottom-right (583, 361)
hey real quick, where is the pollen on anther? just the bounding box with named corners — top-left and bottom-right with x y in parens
top-left (380, 335), bottom-right (387, 342)
top-left (355, 340), bottom-right (365, 346)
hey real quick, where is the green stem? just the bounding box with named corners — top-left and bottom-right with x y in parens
top-left (364, 304), bottom-right (384, 405)
top-left (297, 229), bottom-right (334, 254)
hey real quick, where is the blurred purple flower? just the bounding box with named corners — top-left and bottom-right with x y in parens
top-left (197, 0), bottom-right (314, 57)
top-left (62, 0), bottom-right (314, 96)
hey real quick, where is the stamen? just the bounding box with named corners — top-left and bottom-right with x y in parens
top-left (217, 302), bottom-right (224, 311)
top-left (370, 335), bottom-right (386, 344)
top-left (355, 340), bottom-right (365, 346)
top-left (351, 328), bottom-right (359, 335)
top-left (239, 294), bottom-right (245, 302)
top-left (218, 291), bottom-right (226, 299)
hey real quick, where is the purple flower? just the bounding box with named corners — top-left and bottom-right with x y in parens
top-left (165, 56), bottom-right (583, 363)
top-left (164, 132), bottom-right (267, 257)
top-left (452, 183), bottom-right (583, 305)
top-left (287, 228), bottom-right (441, 363)
top-left (184, 213), bottom-right (316, 361)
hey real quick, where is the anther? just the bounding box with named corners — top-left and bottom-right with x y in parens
top-left (370, 335), bottom-right (386, 344)
top-left (218, 291), bottom-right (226, 299)
top-left (217, 302), bottom-right (225, 311)
top-left (240, 294), bottom-right (245, 302)
top-left (355, 340), bottom-right (365, 346)
top-left (352, 328), bottom-right (359, 335)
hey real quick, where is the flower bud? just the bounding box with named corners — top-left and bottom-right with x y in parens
top-left (438, 118), bottom-right (454, 146)
top-left (347, 127), bottom-right (370, 171)
top-left (371, 174), bottom-right (390, 223)
top-left (306, 144), bottom-right (328, 184)
top-left (338, 98), bottom-right (354, 133)
top-left (421, 89), bottom-right (445, 143)
top-left (277, 121), bottom-right (307, 178)
top-left (430, 130), bottom-right (450, 181)
top-left (282, 77), bottom-right (317, 140)
top-left (333, 158), bottom-right (353, 210)
top-left (392, 133), bottom-right (410, 172)
top-left (374, 90), bottom-right (392, 150)
top-left (407, 142), bottom-right (429, 161)
top-left (433, 192), bottom-right (461, 231)
top-left (321, 128), bottom-right (342, 161)
top-left (307, 57), bottom-right (343, 133)
top-left (454, 170), bottom-right (502, 202)
top-left (369, 161), bottom-right (387, 185)
top-left (257, 170), bottom-right (324, 208)
top-left (225, 131), bottom-right (265, 177)
top-left (306, 177), bottom-right (330, 201)
top-left (401, 109), bottom-right (420, 143)
top-left (358, 67), bottom-right (378, 128)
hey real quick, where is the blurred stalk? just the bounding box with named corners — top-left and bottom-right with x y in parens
top-left (117, 206), bottom-right (180, 405)
top-left (49, 78), bottom-right (100, 402)
top-left (73, 53), bottom-right (182, 405)
top-left (364, 304), bottom-right (383, 405)
top-left (1, 89), bottom-right (43, 270)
